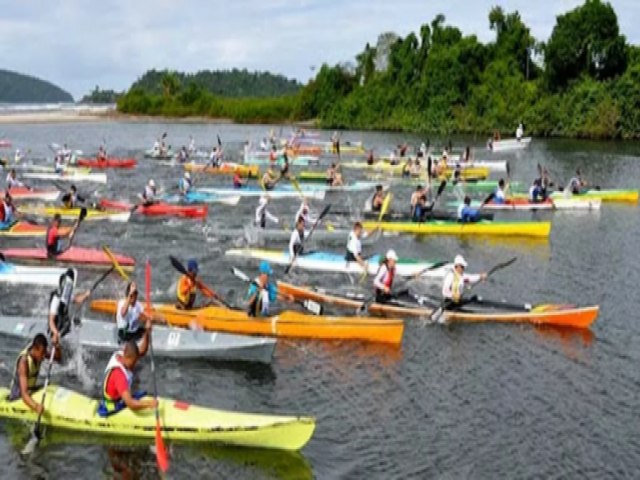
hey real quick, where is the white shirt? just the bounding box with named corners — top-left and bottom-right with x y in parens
top-left (374, 263), bottom-right (394, 291)
top-left (6, 174), bottom-right (22, 188)
top-left (143, 186), bottom-right (155, 201)
top-left (289, 229), bottom-right (304, 258)
top-left (442, 270), bottom-right (482, 300)
top-left (346, 231), bottom-right (362, 257)
top-left (294, 203), bottom-right (316, 228)
top-left (495, 187), bottom-right (506, 202)
top-left (255, 199), bottom-right (278, 226)
top-left (153, 141), bottom-right (160, 152)
top-left (516, 125), bottom-right (523, 140)
top-left (116, 298), bottom-right (144, 332)
top-left (49, 294), bottom-right (61, 316)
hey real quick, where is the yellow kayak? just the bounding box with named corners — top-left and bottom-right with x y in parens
top-left (18, 205), bottom-right (131, 223)
top-left (184, 162), bottom-right (259, 178)
top-left (341, 161), bottom-right (489, 178)
top-left (362, 220), bottom-right (551, 238)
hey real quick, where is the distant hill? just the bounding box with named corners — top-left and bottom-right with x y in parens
top-left (0, 69), bottom-right (73, 103)
top-left (130, 68), bottom-right (301, 97)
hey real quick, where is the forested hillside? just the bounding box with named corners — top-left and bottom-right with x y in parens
top-left (0, 69), bottom-right (73, 103)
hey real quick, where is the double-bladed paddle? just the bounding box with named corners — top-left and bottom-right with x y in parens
top-left (168, 255), bottom-right (231, 308)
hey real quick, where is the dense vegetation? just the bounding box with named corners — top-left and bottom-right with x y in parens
top-left (0, 69), bottom-right (73, 103)
top-left (80, 86), bottom-right (121, 104)
top-left (118, 1), bottom-right (640, 139)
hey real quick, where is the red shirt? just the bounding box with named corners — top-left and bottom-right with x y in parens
top-left (105, 368), bottom-right (129, 400)
top-left (47, 224), bottom-right (59, 246)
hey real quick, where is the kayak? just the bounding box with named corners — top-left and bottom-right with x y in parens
top-left (0, 221), bottom-right (73, 238)
top-left (0, 263), bottom-right (69, 287)
top-left (225, 248), bottom-right (451, 278)
top-left (18, 206), bottom-right (131, 223)
top-left (244, 153), bottom-right (319, 166)
top-left (22, 171), bottom-right (107, 184)
top-left (364, 178), bottom-right (524, 193)
top-left (296, 181), bottom-right (382, 193)
top-left (1, 187), bottom-right (59, 202)
top-left (216, 225), bottom-right (381, 245)
top-left (0, 316), bottom-right (276, 364)
top-left (440, 160), bottom-right (508, 172)
top-left (341, 162), bottom-right (490, 178)
top-left (0, 140), bottom-right (11, 148)
top-left (488, 137), bottom-right (532, 152)
top-left (361, 209), bottom-right (494, 222)
top-left (549, 189), bottom-right (638, 204)
top-left (198, 186), bottom-right (326, 200)
top-left (7, 165), bottom-right (90, 174)
top-left (362, 220), bottom-right (551, 238)
top-left (77, 158), bottom-right (137, 169)
top-left (161, 191), bottom-right (241, 205)
top-left (91, 300), bottom-right (404, 345)
top-left (0, 385), bottom-right (314, 450)
top-left (184, 162), bottom-right (259, 178)
top-left (144, 149), bottom-right (174, 159)
top-left (277, 283), bottom-right (599, 329)
top-left (99, 199), bottom-right (208, 219)
top-left (0, 247), bottom-right (135, 271)
top-left (446, 198), bottom-right (602, 211)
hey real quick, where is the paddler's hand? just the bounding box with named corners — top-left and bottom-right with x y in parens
top-left (145, 317), bottom-right (153, 331)
top-left (35, 403), bottom-right (44, 415)
top-left (480, 272), bottom-right (488, 281)
top-left (51, 330), bottom-right (60, 346)
top-left (146, 398), bottom-right (158, 409)
top-left (383, 286), bottom-right (391, 294)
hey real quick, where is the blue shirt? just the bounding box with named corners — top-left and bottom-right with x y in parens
top-left (246, 281), bottom-right (278, 303)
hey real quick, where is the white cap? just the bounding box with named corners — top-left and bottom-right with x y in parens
top-left (386, 249), bottom-right (398, 261)
top-left (148, 179), bottom-right (156, 187)
top-left (184, 172), bottom-right (191, 179)
top-left (454, 255), bottom-right (468, 267)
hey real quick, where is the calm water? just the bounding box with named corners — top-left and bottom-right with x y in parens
top-left (1, 122), bottom-right (640, 479)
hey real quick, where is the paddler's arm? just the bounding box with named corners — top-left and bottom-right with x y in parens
top-left (120, 389), bottom-right (157, 411)
top-left (464, 272), bottom-right (488, 287)
top-left (73, 291), bottom-right (91, 304)
top-left (18, 358), bottom-right (43, 414)
top-left (137, 318), bottom-right (152, 357)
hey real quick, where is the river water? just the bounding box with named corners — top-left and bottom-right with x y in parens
top-left (1, 122), bottom-right (639, 479)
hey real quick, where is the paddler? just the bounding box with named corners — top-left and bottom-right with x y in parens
top-left (97, 145), bottom-right (107, 162)
top-left (529, 179), bottom-right (547, 203)
top-left (568, 169), bottom-right (587, 194)
top-left (255, 195), bottom-right (279, 228)
top-left (179, 172), bottom-right (193, 196)
top-left (0, 192), bottom-right (16, 226)
top-left (402, 158), bottom-right (413, 178)
top-left (116, 281), bottom-right (155, 343)
top-left (141, 179), bottom-right (157, 206)
top-left (492, 178), bottom-right (508, 204)
top-left (61, 185), bottom-right (84, 209)
top-left (269, 145), bottom-right (279, 167)
top-left (46, 214), bottom-right (78, 257)
top-left (411, 186), bottom-right (427, 222)
top-left (371, 185), bottom-right (385, 212)
top-left (54, 154), bottom-right (66, 174)
top-left (410, 158), bottom-right (422, 177)
top-left (516, 123), bottom-right (524, 141)
top-left (152, 138), bottom-right (161, 155)
top-left (14, 148), bottom-right (25, 163)
top-left (233, 171), bottom-right (245, 189)
top-left (245, 261), bottom-right (293, 317)
top-left (331, 131), bottom-right (340, 156)
top-left (261, 168), bottom-right (278, 191)
top-left (98, 338), bottom-right (157, 417)
top-left (441, 255), bottom-right (487, 310)
top-left (366, 150), bottom-right (375, 165)
top-left (176, 259), bottom-right (211, 310)
top-left (48, 269), bottom-right (90, 345)
top-left (289, 217), bottom-right (306, 258)
top-left (326, 163), bottom-right (338, 185)
top-left (178, 146), bottom-right (189, 163)
top-left (373, 250), bottom-right (398, 304)
top-left (5, 169), bottom-right (24, 189)
top-left (458, 196), bottom-right (481, 223)
top-left (8, 333), bottom-right (61, 412)
top-left (345, 222), bottom-right (377, 271)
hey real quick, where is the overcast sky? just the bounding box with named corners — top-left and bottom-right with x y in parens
top-left (1, 0), bottom-right (638, 99)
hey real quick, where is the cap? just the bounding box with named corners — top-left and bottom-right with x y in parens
top-left (148, 179), bottom-right (156, 187)
top-left (259, 261), bottom-right (273, 275)
top-left (187, 259), bottom-right (198, 273)
top-left (386, 249), bottom-right (398, 261)
top-left (454, 255), bottom-right (468, 267)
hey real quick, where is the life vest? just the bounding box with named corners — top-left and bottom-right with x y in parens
top-left (46, 224), bottom-right (61, 255)
top-left (375, 262), bottom-right (395, 294)
top-left (247, 279), bottom-right (269, 317)
top-left (451, 271), bottom-right (463, 303)
top-left (99, 352), bottom-right (133, 416)
top-left (176, 274), bottom-right (197, 308)
top-left (9, 348), bottom-right (41, 401)
top-left (0, 201), bottom-right (12, 223)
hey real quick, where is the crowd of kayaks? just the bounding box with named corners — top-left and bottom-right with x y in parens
top-left (0, 131), bottom-right (632, 461)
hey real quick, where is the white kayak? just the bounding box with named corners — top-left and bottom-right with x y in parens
top-left (488, 137), bottom-right (532, 152)
top-left (451, 198), bottom-right (601, 211)
top-left (0, 262), bottom-right (70, 287)
top-left (442, 160), bottom-right (508, 172)
top-left (0, 316), bottom-right (276, 363)
top-left (225, 248), bottom-right (451, 278)
top-left (198, 187), bottom-right (326, 200)
top-left (216, 225), bottom-right (381, 246)
top-left (22, 172), bottom-right (107, 184)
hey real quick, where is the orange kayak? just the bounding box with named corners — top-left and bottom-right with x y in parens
top-left (278, 282), bottom-right (599, 329)
top-left (0, 221), bottom-right (72, 238)
top-left (184, 162), bottom-right (259, 178)
top-left (90, 300), bottom-right (404, 345)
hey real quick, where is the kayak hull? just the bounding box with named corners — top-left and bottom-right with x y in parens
top-left (99, 199), bottom-right (208, 219)
top-left (225, 248), bottom-right (451, 278)
top-left (22, 172), bottom-right (107, 184)
top-left (450, 198), bottom-right (602, 211)
top-left (0, 247), bottom-right (135, 271)
top-left (216, 226), bottom-right (381, 245)
top-left (488, 137), bottom-right (532, 152)
top-left (362, 220), bottom-right (551, 238)
top-left (161, 192), bottom-right (241, 205)
top-left (0, 263), bottom-right (69, 287)
top-left (549, 189), bottom-right (638, 204)
top-left (184, 162), bottom-right (259, 178)
top-left (278, 283), bottom-right (599, 329)
top-left (77, 158), bottom-right (137, 169)
top-left (91, 300), bottom-right (404, 345)
top-left (1, 187), bottom-right (59, 202)
top-left (0, 386), bottom-right (314, 450)
top-left (198, 187), bottom-right (326, 200)
top-left (0, 316), bottom-right (276, 363)
top-left (0, 221), bottom-right (73, 238)
top-left (18, 206), bottom-right (131, 223)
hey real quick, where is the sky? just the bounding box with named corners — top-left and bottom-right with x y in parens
top-left (1, 0), bottom-right (638, 99)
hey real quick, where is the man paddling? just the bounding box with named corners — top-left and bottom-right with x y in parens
top-left (261, 169), bottom-right (278, 191)
top-left (8, 334), bottom-right (61, 413)
top-left (5, 169), bottom-right (24, 189)
top-left (245, 261), bottom-right (293, 317)
top-left (493, 178), bottom-right (508, 204)
top-left (179, 172), bottom-right (193, 196)
top-left (98, 339), bottom-right (157, 417)
top-left (116, 282), bottom-right (155, 343)
top-left (345, 222), bottom-right (378, 272)
top-left (441, 255), bottom-right (487, 310)
top-left (61, 185), bottom-right (84, 209)
top-left (97, 145), bottom-right (108, 163)
top-left (255, 195), bottom-right (279, 228)
top-left (568, 170), bottom-right (587, 194)
top-left (289, 217), bottom-right (306, 259)
top-left (373, 250), bottom-right (398, 304)
top-left (529, 179), bottom-right (547, 203)
top-left (457, 196), bottom-right (482, 223)
top-left (370, 185), bottom-right (385, 212)
top-left (46, 214), bottom-right (79, 258)
top-left (294, 198), bottom-right (317, 230)
top-left (141, 179), bottom-right (157, 206)
top-left (0, 192), bottom-right (16, 226)
top-left (48, 269), bottom-right (90, 345)
top-left (175, 259), bottom-right (213, 310)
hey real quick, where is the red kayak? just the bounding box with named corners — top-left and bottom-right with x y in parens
top-left (0, 247), bottom-right (135, 271)
top-left (0, 140), bottom-right (11, 148)
top-left (1, 187), bottom-right (59, 202)
top-left (99, 199), bottom-right (208, 219)
top-left (77, 158), bottom-right (137, 169)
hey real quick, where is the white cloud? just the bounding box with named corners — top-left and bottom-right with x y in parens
top-left (0, 0), bottom-right (637, 99)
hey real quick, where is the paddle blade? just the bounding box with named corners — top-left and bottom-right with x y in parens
top-left (155, 420), bottom-right (169, 472)
top-left (436, 180), bottom-right (446, 198)
top-left (488, 257), bottom-right (517, 276)
top-left (217, 134), bottom-right (222, 147)
top-left (169, 255), bottom-right (188, 275)
top-left (103, 246), bottom-right (130, 281)
top-left (79, 207), bottom-right (87, 222)
top-left (231, 267), bottom-right (251, 283)
top-left (21, 433), bottom-right (39, 456)
top-left (378, 193), bottom-right (392, 222)
top-left (318, 204), bottom-right (331, 220)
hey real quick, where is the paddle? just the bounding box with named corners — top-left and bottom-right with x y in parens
top-left (72, 267), bottom-right (116, 325)
top-left (231, 267), bottom-right (323, 315)
top-left (102, 246), bottom-right (131, 281)
top-left (427, 257), bottom-right (518, 323)
top-left (66, 207), bottom-right (87, 249)
top-left (168, 255), bottom-right (232, 308)
top-left (284, 204), bottom-right (331, 274)
top-left (21, 344), bottom-right (56, 455)
top-left (357, 260), bottom-right (451, 314)
top-left (146, 260), bottom-right (169, 473)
